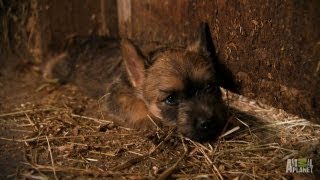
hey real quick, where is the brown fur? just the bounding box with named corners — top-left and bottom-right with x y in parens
top-left (105, 32), bottom-right (227, 141)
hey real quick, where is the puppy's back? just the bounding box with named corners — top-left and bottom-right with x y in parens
top-left (43, 37), bottom-right (125, 98)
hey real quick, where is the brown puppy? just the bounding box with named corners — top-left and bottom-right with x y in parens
top-left (105, 29), bottom-right (227, 141)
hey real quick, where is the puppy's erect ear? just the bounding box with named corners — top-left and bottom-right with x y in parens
top-left (187, 23), bottom-right (210, 57)
top-left (121, 39), bottom-right (146, 88)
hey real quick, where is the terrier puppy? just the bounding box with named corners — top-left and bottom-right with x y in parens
top-left (106, 26), bottom-right (227, 141)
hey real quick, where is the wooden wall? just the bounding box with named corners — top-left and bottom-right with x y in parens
top-left (27, 0), bottom-right (118, 61)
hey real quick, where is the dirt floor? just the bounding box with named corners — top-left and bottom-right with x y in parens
top-left (0, 55), bottom-right (319, 179)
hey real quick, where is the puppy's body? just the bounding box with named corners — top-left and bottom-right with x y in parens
top-left (105, 33), bottom-right (227, 141)
top-left (43, 27), bottom-right (228, 141)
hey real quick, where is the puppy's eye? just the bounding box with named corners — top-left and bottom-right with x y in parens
top-left (165, 94), bottom-right (179, 106)
top-left (204, 84), bottom-right (217, 93)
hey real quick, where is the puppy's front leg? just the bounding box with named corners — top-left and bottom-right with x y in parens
top-left (106, 85), bottom-right (160, 130)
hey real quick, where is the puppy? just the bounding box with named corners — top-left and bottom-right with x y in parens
top-left (106, 26), bottom-right (227, 141)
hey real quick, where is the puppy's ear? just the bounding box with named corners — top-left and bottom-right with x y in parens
top-left (187, 23), bottom-right (210, 56)
top-left (121, 39), bottom-right (146, 88)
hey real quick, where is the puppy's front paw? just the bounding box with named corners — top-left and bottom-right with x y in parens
top-left (130, 115), bottom-right (162, 132)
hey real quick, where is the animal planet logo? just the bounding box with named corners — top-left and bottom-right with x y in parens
top-left (286, 158), bottom-right (313, 173)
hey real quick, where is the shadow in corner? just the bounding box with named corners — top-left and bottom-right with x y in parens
top-left (202, 23), bottom-right (240, 94)
top-left (223, 106), bottom-right (277, 142)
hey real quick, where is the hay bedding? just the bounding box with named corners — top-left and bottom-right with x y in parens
top-left (0, 82), bottom-right (319, 179)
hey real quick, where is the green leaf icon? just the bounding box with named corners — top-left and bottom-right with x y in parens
top-left (297, 158), bottom-right (308, 168)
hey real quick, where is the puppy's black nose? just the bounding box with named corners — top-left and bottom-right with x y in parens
top-left (197, 119), bottom-right (212, 131)
top-left (192, 116), bottom-right (226, 141)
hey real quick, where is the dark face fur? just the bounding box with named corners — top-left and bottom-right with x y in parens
top-left (142, 50), bottom-right (227, 141)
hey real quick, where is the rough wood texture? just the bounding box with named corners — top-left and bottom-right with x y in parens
top-left (27, 0), bottom-right (118, 60)
top-left (122, 0), bottom-right (320, 122)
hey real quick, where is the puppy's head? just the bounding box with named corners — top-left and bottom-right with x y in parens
top-left (121, 28), bottom-right (227, 141)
